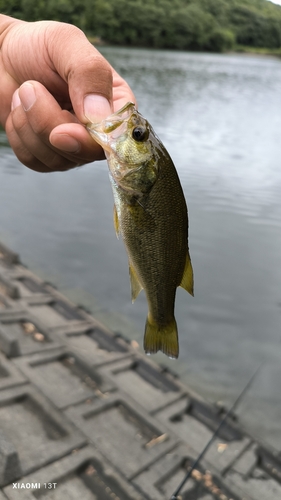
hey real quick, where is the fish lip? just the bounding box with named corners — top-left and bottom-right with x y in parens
top-left (86, 126), bottom-right (111, 152)
top-left (87, 102), bottom-right (137, 151)
top-left (108, 101), bottom-right (136, 120)
top-left (88, 102), bottom-right (136, 128)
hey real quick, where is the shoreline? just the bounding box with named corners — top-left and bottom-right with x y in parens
top-left (87, 37), bottom-right (281, 58)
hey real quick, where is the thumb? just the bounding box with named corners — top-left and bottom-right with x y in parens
top-left (47, 23), bottom-right (113, 123)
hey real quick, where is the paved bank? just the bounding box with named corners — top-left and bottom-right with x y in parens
top-left (0, 241), bottom-right (280, 500)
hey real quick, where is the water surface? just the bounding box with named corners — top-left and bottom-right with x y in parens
top-left (1, 49), bottom-right (281, 449)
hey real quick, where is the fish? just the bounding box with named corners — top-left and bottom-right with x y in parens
top-left (87, 102), bottom-right (193, 359)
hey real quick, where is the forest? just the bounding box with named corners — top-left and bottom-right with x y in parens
top-left (2, 0), bottom-right (281, 52)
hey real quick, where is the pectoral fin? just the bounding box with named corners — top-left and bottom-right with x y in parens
top-left (113, 204), bottom-right (120, 238)
top-left (180, 250), bottom-right (194, 296)
top-left (129, 262), bottom-right (143, 303)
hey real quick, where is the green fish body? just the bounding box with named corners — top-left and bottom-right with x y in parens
top-left (88, 102), bottom-right (193, 359)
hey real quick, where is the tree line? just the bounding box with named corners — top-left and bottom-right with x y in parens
top-left (2, 0), bottom-right (281, 52)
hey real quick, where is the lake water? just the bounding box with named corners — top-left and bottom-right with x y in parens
top-left (1, 49), bottom-right (281, 450)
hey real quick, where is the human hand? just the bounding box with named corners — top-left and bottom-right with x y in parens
top-left (0, 15), bottom-right (136, 172)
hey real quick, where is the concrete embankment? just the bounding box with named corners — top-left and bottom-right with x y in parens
top-left (0, 241), bottom-right (280, 500)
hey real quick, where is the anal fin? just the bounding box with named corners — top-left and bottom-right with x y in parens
top-left (180, 250), bottom-right (194, 296)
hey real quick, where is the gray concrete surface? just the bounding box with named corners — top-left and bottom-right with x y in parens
top-left (0, 240), bottom-right (280, 499)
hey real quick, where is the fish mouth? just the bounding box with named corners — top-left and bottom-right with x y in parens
top-left (87, 102), bottom-right (137, 152)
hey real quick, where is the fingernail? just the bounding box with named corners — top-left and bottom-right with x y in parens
top-left (84, 95), bottom-right (111, 123)
top-left (50, 134), bottom-right (81, 153)
top-left (19, 82), bottom-right (36, 111)
top-left (11, 89), bottom-right (21, 111)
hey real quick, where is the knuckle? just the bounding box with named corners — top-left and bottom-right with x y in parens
top-left (31, 118), bottom-right (50, 137)
top-left (11, 106), bottom-right (50, 141)
top-left (14, 146), bottom-right (38, 169)
top-left (47, 22), bottom-right (84, 43)
top-left (10, 107), bottom-right (28, 135)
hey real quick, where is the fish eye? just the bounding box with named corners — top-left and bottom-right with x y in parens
top-left (132, 126), bottom-right (148, 142)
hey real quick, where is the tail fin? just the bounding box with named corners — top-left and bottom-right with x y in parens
top-left (144, 316), bottom-right (179, 359)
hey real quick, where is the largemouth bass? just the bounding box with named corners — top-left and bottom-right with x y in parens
top-left (88, 102), bottom-right (193, 359)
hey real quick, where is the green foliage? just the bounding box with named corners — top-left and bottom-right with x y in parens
top-left (229, 5), bottom-right (281, 48)
top-left (169, 4), bottom-right (217, 50)
top-left (0, 0), bottom-right (24, 19)
top-left (2, 0), bottom-right (281, 51)
top-left (207, 28), bottom-right (236, 52)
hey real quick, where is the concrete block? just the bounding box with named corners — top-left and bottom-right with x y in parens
top-left (23, 297), bottom-right (85, 329)
top-left (0, 269), bottom-right (92, 327)
top-left (0, 352), bottom-right (26, 391)
top-left (0, 430), bottom-right (22, 487)
top-left (0, 268), bottom-right (55, 300)
top-left (256, 446), bottom-right (281, 484)
top-left (66, 393), bottom-right (178, 481)
top-left (50, 321), bottom-right (131, 368)
top-left (156, 397), bottom-right (215, 452)
top-left (99, 355), bottom-right (183, 413)
top-left (0, 384), bottom-right (86, 484)
top-left (5, 273), bottom-right (48, 298)
top-left (133, 444), bottom-right (194, 500)
top-left (85, 325), bottom-right (130, 354)
top-left (0, 270), bottom-right (87, 329)
top-left (3, 446), bottom-right (144, 500)
top-left (186, 398), bottom-right (243, 441)
top-left (0, 275), bottom-right (19, 300)
top-left (224, 445), bottom-right (281, 500)
top-left (13, 348), bottom-right (115, 409)
top-left (0, 296), bottom-right (6, 311)
top-left (18, 280), bottom-right (90, 325)
top-left (133, 444), bottom-right (240, 500)
top-left (226, 469), bottom-right (281, 500)
top-left (155, 397), bottom-right (251, 475)
top-left (0, 310), bottom-right (62, 357)
top-left (231, 443), bottom-right (258, 476)
top-left (0, 269), bottom-right (51, 303)
top-left (0, 293), bottom-right (14, 311)
top-left (0, 325), bottom-right (20, 358)
top-left (0, 244), bottom-right (19, 267)
top-left (204, 437), bottom-right (251, 476)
